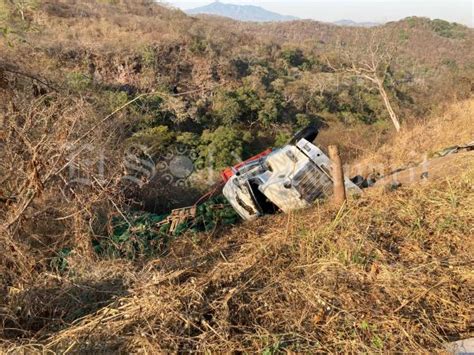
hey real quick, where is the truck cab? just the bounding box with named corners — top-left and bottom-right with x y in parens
top-left (222, 129), bottom-right (361, 221)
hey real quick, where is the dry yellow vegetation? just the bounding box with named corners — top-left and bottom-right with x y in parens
top-left (1, 100), bottom-right (473, 353)
top-left (3, 163), bottom-right (472, 353)
top-left (354, 99), bottom-right (474, 173)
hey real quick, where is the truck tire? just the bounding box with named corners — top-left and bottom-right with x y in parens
top-left (289, 125), bottom-right (319, 145)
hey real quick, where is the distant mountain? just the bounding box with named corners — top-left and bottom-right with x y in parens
top-left (333, 19), bottom-right (380, 27)
top-left (186, 1), bottom-right (298, 22)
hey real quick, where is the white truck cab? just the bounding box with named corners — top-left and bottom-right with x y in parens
top-left (222, 129), bottom-right (361, 221)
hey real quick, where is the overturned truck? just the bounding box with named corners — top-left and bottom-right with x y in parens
top-left (221, 126), bottom-right (361, 221)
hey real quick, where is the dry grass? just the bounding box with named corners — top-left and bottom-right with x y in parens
top-left (1, 88), bottom-right (473, 354)
top-left (317, 120), bottom-right (394, 163)
top-left (351, 99), bottom-right (474, 176)
top-left (1, 165), bottom-right (473, 352)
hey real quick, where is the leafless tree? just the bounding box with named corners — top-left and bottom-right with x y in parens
top-left (328, 30), bottom-right (402, 132)
top-left (0, 90), bottom-right (128, 276)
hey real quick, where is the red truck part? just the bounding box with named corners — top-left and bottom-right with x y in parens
top-left (220, 149), bottom-right (272, 182)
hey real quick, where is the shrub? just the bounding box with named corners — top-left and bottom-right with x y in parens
top-left (176, 132), bottom-right (199, 148)
top-left (281, 48), bottom-right (306, 67)
top-left (101, 90), bottom-right (129, 112)
top-left (198, 126), bottom-right (248, 169)
top-left (274, 131), bottom-right (291, 147)
top-left (141, 45), bottom-right (156, 68)
top-left (126, 125), bottom-right (175, 156)
top-left (399, 29), bottom-right (409, 41)
top-left (258, 98), bottom-right (279, 126)
top-left (66, 72), bottom-right (92, 91)
top-left (132, 94), bottom-right (167, 129)
top-left (212, 87), bottom-right (262, 125)
top-left (212, 91), bottom-right (242, 125)
top-left (231, 58), bottom-right (250, 78)
top-left (295, 113), bottom-right (312, 128)
top-left (442, 58), bottom-right (458, 71)
top-left (189, 36), bottom-right (208, 54)
top-left (429, 19), bottom-right (466, 39)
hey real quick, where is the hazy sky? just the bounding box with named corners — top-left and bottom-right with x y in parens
top-left (166, 0), bottom-right (474, 26)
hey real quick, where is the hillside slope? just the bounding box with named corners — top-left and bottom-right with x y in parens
top-left (1, 100), bottom-right (473, 353)
top-left (1, 1), bottom-right (473, 352)
top-left (351, 99), bottom-right (474, 176)
top-left (2, 157), bottom-right (473, 353)
top-left (2, 0), bottom-right (473, 172)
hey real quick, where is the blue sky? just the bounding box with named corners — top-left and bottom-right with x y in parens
top-left (165, 0), bottom-right (473, 26)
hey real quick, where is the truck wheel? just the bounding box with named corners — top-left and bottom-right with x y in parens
top-left (289, 125), bottom-right (319, 145)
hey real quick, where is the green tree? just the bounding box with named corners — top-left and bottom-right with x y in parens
top-left (258, 98), bottom-right (279, 126)
top-left (126, 125), bottom-right (175, 156)
top-left (212, 91), bottom-right (242, 125)
top-left (295, 113), bottom-right (312, 128)
top-left (281, 48), bottom-right (306, 67)
top-left (212, 87), bottom-right (262, 125)
top-left (198, 127), bottom-right (247, 169)
top-left (274, 131), bottom-right (291, 147)
top-left (430, 19), bottom-right (466, 39)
